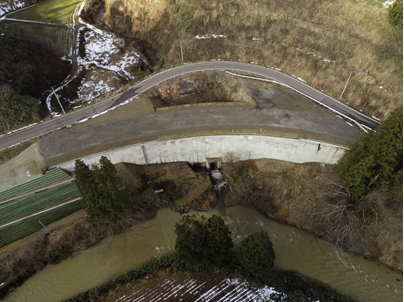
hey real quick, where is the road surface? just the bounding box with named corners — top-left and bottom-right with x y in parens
top-left (0, 62), bottom-right (380, 150)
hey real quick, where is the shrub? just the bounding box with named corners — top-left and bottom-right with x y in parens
top-left (237, 231), bottom-right (275, 281)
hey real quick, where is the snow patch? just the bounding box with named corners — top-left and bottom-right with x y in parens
top-left (115, 278), bottom-right (287, 302)
top-left (195, 34), bottom-right (226, 39)
top-left (47, 19), bottom-right (143, 114)
top-left (0, 0), bottom-right (25, 17)
top-left (382, 0), bottom-right (396, 8)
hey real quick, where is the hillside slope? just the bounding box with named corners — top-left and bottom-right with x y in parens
top-left (86, 0), bottom-right (402, 120)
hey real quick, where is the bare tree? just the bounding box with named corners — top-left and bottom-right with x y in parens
top-left (307, 177), bottom-right (366, 252)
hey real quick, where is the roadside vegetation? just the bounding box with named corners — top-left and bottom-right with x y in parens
top-left (223, 108), bottom-right (403, 271)
top-left (336, 108), bottom-right (402, 199)
top-left (0, 137), bottom-right (39, 164)
top-left (0, 28), bottom-right (71, 134)
top-left (99, 0), bottom-right (402, 120)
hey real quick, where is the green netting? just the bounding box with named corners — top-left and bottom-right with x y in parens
top-left (0, 181), bottom-right (81, 225)
top-left (0, 199), bottom-right (85, 248)
top-left (0, 168), bottom-right (71, 203)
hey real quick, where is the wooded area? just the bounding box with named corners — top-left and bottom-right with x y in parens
top-left (0, 29), bottom-right (71, 133)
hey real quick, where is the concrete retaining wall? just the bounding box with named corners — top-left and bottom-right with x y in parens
top-left (58, 135), bottom-right (347, 172)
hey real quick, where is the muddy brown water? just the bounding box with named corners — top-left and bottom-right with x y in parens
top-left (3, 206), bottom-right (402, 302)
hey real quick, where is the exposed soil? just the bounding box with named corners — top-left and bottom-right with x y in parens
top-left (71, 94), bottom-right (155, 132)
top-left (149, 71), bottom-right (254, 109)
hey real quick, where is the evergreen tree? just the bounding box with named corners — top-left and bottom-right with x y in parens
top-left (74, 156), bottom-right (129, 219)
top-left (174, 214), bottom-right (233, 268)
top-left (237, 231), bottom-right (275, 281)
top-left (335, 108), bottom-right (403, 199)
top-left (205, 215), bottom-right (234, 266)
top-left (74, 159), bottom-right (93, 198)
top-left (174, 215), bottom-right (209, 267)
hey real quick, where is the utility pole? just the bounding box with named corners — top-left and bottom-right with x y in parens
top-left (51, 86), bottom-right (66, 115)
top-left (39, 220), bottom-right (54, 236)
top-left (180, 40), bottom-right (184, 65)
top-left (340, 71), bottom-right (354, 100)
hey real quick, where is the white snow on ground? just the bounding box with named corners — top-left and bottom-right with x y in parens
top-left (291, 74), bottom-right (307, 83)
top-left (77, 26), bottom-right (139, 79)
top-left (0, 0), bottom-right (25, 17)
top-left (69, 23), bottom-right (141, 105)
top-left (76, 70), bottom-right (118, 103)
top-left (382, 0), bottom-right (396, 8)
top-left (46, 18), bottom-right (143, 114)
top-left (195, 34), bottom-right (226, 39)
top-left (115, 277), bottom-right (288, 302)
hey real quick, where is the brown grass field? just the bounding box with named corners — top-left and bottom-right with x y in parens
top-left (100, 0), bottom-right (402, 121)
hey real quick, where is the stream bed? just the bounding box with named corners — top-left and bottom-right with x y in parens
top-left (3, 206), bottom-right (402, 302)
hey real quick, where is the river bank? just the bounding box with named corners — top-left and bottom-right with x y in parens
top-left (2, 206), bottom-right (402, 302)
top-left (222, 159), bottom-right (403, 272)
top-left (62, 253), bottom-right (355, 302)
top-left (0, 160), bottom-right (402, 302)
top-left (0, 162), bottom-right (214, 299)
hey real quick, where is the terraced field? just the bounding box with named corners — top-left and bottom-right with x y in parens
top-left (113, 275), bottom-right (282, 302)
top-left (0, 168), bottom-right (72, 202)
top-left (0, 20), bottom-right (75, 55)
top-left (1, 0), bottom-right (82, 58)
top-left (0, 199), bottom-right (84, 247)
top-left (0, 168), bottom-right (83, 247)
top-left (7, 0), bottom-right (82, 24)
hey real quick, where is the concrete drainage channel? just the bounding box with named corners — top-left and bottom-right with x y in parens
top-left (188, 161), bottom-right (227, 190)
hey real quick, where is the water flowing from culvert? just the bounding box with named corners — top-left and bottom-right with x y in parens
top-left (3, 207), bottom-right (402, 302)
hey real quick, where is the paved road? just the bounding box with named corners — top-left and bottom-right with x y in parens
top-left (0, 62), bottom-right (379, 150)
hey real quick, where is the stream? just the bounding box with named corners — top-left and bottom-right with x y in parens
top-left (3, 206), bottom-right (402, 302)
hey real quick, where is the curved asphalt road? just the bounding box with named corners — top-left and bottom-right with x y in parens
top-left (0, 61), bottom-right (380, 150)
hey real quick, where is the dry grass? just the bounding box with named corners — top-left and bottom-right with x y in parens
top-left (222, 158), bottom-right (403, 271)
top-left (101, 0), bottom-right (402, 120)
